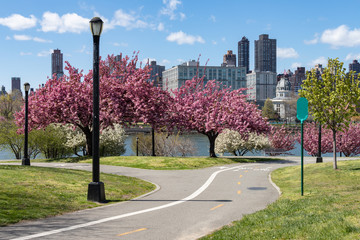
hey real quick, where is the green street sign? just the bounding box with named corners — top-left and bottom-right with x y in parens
top-left (297, 97), bottom-right (308, 123)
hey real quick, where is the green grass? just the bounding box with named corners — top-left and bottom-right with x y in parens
top-left (34, 156), bottom-right (281, 170)
top-left (201, 160), bottom-right (360, 240)
top-left (0, 165), bottom-right (155, 226)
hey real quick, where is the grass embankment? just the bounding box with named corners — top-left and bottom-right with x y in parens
top-left (202, 160), bottom-right (360, 240)
top-left (36, 156), bottom-right (280, 170)
top-left (0, 165), bottom-right (155, 226)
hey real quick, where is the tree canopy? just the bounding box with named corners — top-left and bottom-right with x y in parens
top-left (299, 58), bottom-right (360, 169)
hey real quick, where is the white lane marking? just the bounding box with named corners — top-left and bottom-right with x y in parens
top-left (12, 164), bottom-right (260, 240)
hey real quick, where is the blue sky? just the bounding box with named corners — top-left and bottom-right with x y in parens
top-left (1, 0), bottom-right (360, 91)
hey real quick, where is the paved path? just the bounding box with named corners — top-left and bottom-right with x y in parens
top-left (0, 157), bottom-right (350, 240)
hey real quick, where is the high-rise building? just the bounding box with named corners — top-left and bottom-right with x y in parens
top-left (163, 60), bottom-right (247, 92)
top-left (254, 34), bottom-right (276, 73)
top-left (238, 36), bottom-right (250, 73)
top-left (221, 50), bottom-right (236, 67)
top-left (11, 77), bottom-right (21, 92)
top-left (246, 71), bottom-right (277, 107)
top-left (149, 61), bottom-right (165, 88)
top-left (349, 60), bottom-right (360, 73)
top-left (51, 49), bottom-right (64, 79)
top-left (0, 85), bottom-right (7, 96)
top-left (289, 67), bottom-right (306, 93)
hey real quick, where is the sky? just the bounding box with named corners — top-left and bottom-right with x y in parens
top-left (1, 0), bottom-right (360, 92)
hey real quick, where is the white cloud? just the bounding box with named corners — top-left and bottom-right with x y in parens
top-left (179, 12), bottom-right (186, 21)
top-left (221, 37), bottom-right (226, 42)
top-left (0, 14), bottom-right (37, 30)
top-left (320, 25), bottom-right (360, 48)
top-left (109, 9), bottom-right (151, 30)
top-left (345, 53), bottom-right (360, 61)
top-left (212, 40), bottom-right (217, 45)
top-left (37, 49), bottom-right (53, 57)
top-left (5, 36), bottom-right (11, 40)
top-left (157, 22), bottom-right (165, 31)
top-left (13, 34), bottom-right (51, 43)
top-left (291, 62), bottom-right (302, 69)
top-left (166, 31), bottom-right (205, 45)
top-left (40, 12), bottom-right (89, 33)
top-left (160, 59), bottom-right (170, 65)
top-left (113, 42), bottom-right (128, 47)
top-left (20, 52), bottom-right (32, 56)
top-left (277, 47), bottom-right (299, 59)
top-left (304, 33), bottom-right (319, 45)
top-left (310, 56), bottom-right (327, 67)
top-left (209, 15), bottom-right (216, 22)
top-left (14, 35), bottom-right (32, 41)
top-left (160, 0), bottom-right (182, 20)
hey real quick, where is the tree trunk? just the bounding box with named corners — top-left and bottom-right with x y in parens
top-left (206, 132), bottom-right (218, 158)
top-left (332, 129), bottom-right (338, 170)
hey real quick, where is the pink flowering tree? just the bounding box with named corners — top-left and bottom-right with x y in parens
top-left (15, 54), bottom-right (169, 156)
top-left (171, 76), bottom-right (270, 157)
top-left (266, 125), bottom-right (296, 156)
top-left (337, 123), bottom-right (360, 157)
top-left (296, 122), bottom-right (333, 156)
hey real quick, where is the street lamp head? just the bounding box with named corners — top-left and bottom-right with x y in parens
top-left (24, 83), bottom-right (30, 92)
top-left (89, 17), bottom-right (103, 36)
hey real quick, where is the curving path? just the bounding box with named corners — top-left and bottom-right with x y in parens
top-left (0, 159), bottom-right (300, 240)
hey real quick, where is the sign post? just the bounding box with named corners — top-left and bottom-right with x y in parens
top-left (297, 97), bottom-right (308, 196)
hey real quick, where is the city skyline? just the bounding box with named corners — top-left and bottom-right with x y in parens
top-left (1, 0), bottom-right (360, 91)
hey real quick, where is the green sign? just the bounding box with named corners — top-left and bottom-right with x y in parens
top-left (297, 97), bottom-right (308, 123)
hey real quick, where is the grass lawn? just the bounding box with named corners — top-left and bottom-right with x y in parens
top-left (0, 165), bottom-right (155, 226)
top-left (33, 156), bottom-right (281, 170)
top-left (201, 160), bottom-right (360, 240)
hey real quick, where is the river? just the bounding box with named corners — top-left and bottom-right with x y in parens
top-left (0, 133), bottom-right (346, 160)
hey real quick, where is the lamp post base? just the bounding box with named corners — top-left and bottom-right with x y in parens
top-left (316, 157), bottom-right (323, 163)
top-left (87, 182), bottom-right (106, 203)
top-left (22, 157), bottom-right (30, 166)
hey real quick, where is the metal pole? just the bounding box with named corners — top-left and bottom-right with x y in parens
top-left (136, 137), bottom-right (139, 156)
top-left (301, 121), bottom-right (304, 196)
top-left (87, 33), bottom-right (105, 203)
top-left (22, 90), bottom-right (30, 166)
top-left (316, 123), bottom-right (323, 163)
top-left (92, 34), bottom-right (100, 183)
top-left (151, 127), bottom-right (156, 156)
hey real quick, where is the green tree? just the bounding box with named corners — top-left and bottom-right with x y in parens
top-left (299, 58), bottom-right (360, 169)
top-left (0, 90), bottom-right (22, 120)
top-left (262, 98), bottom-right (279, 121)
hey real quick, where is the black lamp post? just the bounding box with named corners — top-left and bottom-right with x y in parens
top-left (316, 122), bottom-right (323, 163)
top-left (22, 83), bottom-right (30, 166)
top-left (87, 17), bottom-right (106, 203)
top-left (136, 137), bottom-right (139, 156)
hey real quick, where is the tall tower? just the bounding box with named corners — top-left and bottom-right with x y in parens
top-left (221, 50), bottom-right (236, 67)
top-left (11, 77), bottom-right (21, 92)
top-left (51, 49), bottom-right (64, 79)
top-left (238, 36), bottom-right (249, 73)
top-left (254, 34), bottom-right (276, 73)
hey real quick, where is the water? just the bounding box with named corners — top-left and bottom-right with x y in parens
top-left (0, 133), bottom-right (349, 160)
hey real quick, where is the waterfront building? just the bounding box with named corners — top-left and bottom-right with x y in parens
top-left (289, 67), bottom-right (306, 93)
top-left (162, 60), bottom-right (247, 92)
top-left (0, 85), bottom-right (7, 96)
top-left (221, 50), bottom-right (236, 67)
top-left (11, 77), bottom-right (21, 92)
top-left (51, 49), bottom-right (64, 79)
top-left (254, 34), bottom-right (276, 73)
top-left (238, 36), bottom-right (250, 73)
top-left (149, 61), bottom-right (165, 88)
top-left (272, 76), bottom-right (293, 120)
top-left (246, 71), bottom-right (277, 107)
top-left (349, 60), bottom-right (360, 73)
